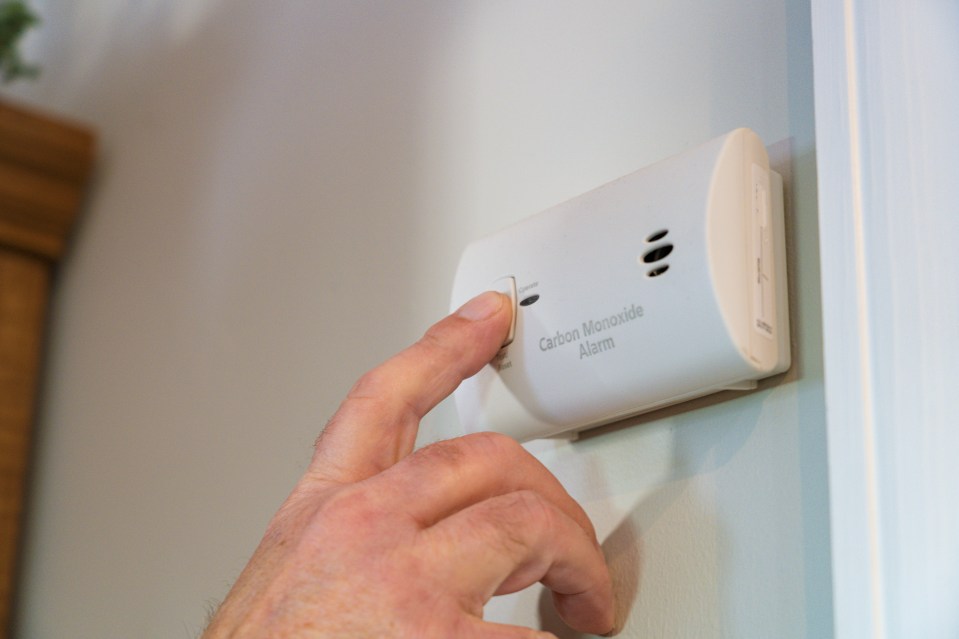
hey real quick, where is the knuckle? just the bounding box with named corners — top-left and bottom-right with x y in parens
top-left (345, 367), bottom-right (421, 424)
top-left (348, 367), bottom-right (389, 399)
top-left (507, 490), bottom-right (556, 530)
top-left (315, 487), bottom-right (418, 542)
top-left (409, 437), bottom-right (469, 470)
top-left (407, 431), bottom-right (526, 478)
top-left (462, 430), bottom-right (525, 460)
top-left (420, 321), bottom-right (456, 353)
top-left (479, 490), bottom-right (557, 558)
top-left (417, 322), bottom-right (472, 375)
top-left (318, 485), bottom-right (376, 524)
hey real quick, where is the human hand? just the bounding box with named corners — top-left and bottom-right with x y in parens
top-left (203, 292), bottom-right (614, 638)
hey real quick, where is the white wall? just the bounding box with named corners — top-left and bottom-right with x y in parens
top-left (6, 1), bottom-right (830, 637)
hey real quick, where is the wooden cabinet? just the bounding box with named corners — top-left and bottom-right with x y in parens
top-left (0, 99), bottom-right (94, 634)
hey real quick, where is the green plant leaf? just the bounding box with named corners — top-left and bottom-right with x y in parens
top-left (0, 0), bottom-right (41, 84)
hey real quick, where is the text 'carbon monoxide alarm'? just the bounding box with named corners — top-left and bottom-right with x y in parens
top-left (450, 128), bottom-right (790, 442)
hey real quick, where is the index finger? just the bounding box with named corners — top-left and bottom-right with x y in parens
top-left (310, 291), bottom-right (512, 484)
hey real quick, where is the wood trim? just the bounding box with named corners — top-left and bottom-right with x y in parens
top-left (0, 99), bottom-right (95, 260)
top-left (0, 160), bottom-right (84, 259)
top-left (0, 99), bottom-right (94, 636)
top-left (0, 254), bottom-right (49, 634)
top-left (0, 100), bottom-right (94, 186)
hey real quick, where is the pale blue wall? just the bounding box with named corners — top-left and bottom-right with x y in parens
top-left (8, 1), bottom-right (830, 637)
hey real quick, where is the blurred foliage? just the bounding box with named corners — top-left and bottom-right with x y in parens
top-left (0, 0), bottom-right (40, 84)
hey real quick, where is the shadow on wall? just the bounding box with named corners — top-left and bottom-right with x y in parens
top-left (536, 384), bottom-right (770, 636)
top-left (537, 476), bottom-right (726, 638)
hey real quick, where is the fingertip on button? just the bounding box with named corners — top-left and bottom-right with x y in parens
top-left (491, 276), bottom-right (517, 347)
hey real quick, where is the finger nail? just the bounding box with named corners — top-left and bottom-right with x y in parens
top-left (455, 291), bottom-right (505, 321)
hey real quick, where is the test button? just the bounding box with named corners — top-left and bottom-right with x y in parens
top-left (491, 276), bottom-right (517, 347)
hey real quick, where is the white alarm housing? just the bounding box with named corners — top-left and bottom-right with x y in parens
top-left (450, 128), bottom-right (790, 442)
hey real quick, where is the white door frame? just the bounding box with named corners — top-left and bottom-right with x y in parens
top-left (811, 2), bottom-right (959, 638)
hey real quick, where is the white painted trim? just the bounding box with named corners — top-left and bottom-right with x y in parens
top-left (812, 1), bottom-right (959, 637)
top-left (811, 2), bottom-right (885, 636)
